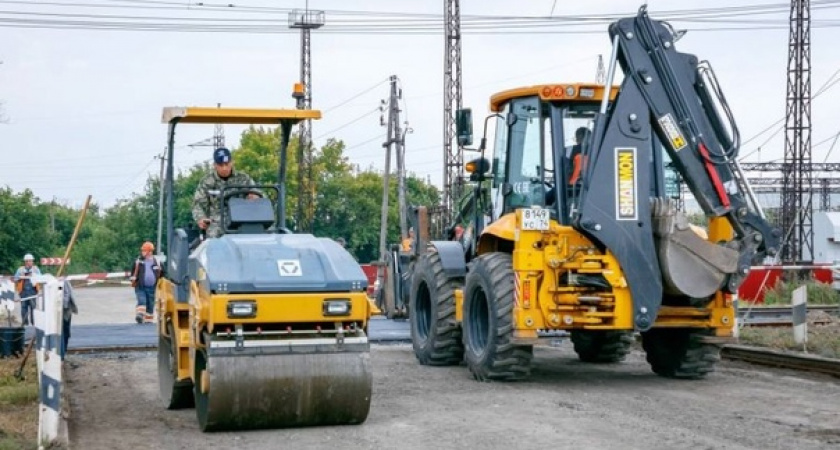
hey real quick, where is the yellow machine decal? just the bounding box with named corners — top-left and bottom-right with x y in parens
top-left (657, 113), bottom-right (688, 151)
top-left (615, 148), bottom-right (638, 221)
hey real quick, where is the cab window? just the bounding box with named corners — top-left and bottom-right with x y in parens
top-left (505, 96), bottom-right (545, 211)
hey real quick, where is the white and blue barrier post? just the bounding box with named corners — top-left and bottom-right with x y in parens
top-left (33, 275), bottom-right (63, 448)
top-left (791, 285), bottom-right (808, 350)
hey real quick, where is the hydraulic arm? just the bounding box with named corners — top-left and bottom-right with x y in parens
top-left (577, 7), bottom-right (781, 330)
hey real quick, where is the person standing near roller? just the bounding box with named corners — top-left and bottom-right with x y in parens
top-left (13, 254), bottom-right (41, 326)
top-left (130, 241), bottom-right (161, 324)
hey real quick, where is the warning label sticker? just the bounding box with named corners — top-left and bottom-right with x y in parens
top-left (658, 113), bottom-right (688, 151)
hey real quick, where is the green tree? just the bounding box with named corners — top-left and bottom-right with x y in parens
top-left (0, 188), bottom-right (52, 273)
top-left (0, 127), bottom-right (442, 274)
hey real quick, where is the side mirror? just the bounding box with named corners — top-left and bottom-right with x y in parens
top-left (456, 108), bottom-right (473, 146)
top-left (506, 112), bottom-right (518, 127)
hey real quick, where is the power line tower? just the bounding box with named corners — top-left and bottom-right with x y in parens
top-left (213, 103), bottom-right (225, 149)
top-left (819, 178), bottom-right (831, 211)
top-left (443, 0), bottom-right (463, 217)
top-left (780, 0), bottom-right (813, 263)
top-left (289, 7), bottom-right (325, 232)
top-left (596, 54), bottom-right (606, 84)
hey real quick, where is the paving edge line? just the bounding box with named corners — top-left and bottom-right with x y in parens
top-left (67, 338), bottom-right (413, 355)
top-left (722, 344), bottom-right (840, 377)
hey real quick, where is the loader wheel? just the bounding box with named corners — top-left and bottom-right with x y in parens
top-left (641, 328), bottom-right (721, 379)
top-left (571, 330), bottom-right (634, 363)
top-left (463, 253), bottom-right (533, 381)
top-left (158, 322), bottom-right (194, 409)
top-left (409, 252), bottom-right (463, 365)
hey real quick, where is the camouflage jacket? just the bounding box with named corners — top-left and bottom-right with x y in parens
top-left (191, 169), bottom-right (260, 237)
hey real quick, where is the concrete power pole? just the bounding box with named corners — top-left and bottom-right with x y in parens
top-left (443, 0), bottom-right (463, 218)
top-left (377, 75), bottom-right (408, 265)
top-left (289, 7), bottom-right (324, 233)
top-left (155, 151), bottom-right (166, 253)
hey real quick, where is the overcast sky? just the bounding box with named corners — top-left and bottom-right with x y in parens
top-left (2, 0), bottom-right (840, 209)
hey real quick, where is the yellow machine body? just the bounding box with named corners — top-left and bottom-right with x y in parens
top-left (460, 210), bottom-right (736, 341)
top-left (156, 105), bottom-right (372, 431)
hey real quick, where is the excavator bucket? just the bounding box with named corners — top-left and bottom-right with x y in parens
top-left (651, 197), bottom-right (739, 299)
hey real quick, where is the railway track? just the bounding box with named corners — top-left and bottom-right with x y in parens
top-left (722, 344), bottom-right (840, 377)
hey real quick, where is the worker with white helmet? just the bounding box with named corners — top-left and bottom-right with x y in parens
top-left (13, 253), bottom-right (41, 326)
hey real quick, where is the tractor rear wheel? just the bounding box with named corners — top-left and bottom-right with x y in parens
top-left (463, 253), bottom-right (532, 381)
top-left (409, 252), bottom-right (463, 365)
top-left (641, 328), bottom-right (720, 379)
top-left (571, 330), bottom-right (634, 363)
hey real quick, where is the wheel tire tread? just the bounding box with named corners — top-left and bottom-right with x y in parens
top-left (464, 253), bottom-right (533, 382)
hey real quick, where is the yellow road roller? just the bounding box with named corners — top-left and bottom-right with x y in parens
top-left (155, 103), bottom-right (373, 431)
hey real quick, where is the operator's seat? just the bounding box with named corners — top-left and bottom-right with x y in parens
top-left (225, 197), bottom-right (275, 234)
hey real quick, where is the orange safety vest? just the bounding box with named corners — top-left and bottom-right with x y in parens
top-left (569, 154), bottom-right (584, 185)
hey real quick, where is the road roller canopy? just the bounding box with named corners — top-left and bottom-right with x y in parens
top-left (161, 106), bottom-right (322, 125)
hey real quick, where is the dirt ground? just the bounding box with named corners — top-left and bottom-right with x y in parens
top-left (65, 343), bottom-right (840, 450)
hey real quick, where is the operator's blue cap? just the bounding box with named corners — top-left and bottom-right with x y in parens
top-left (213, 147), bottom-right (231, 164)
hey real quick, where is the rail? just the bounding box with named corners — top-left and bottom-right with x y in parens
top-left (722, 344), bottom-right (840, 378)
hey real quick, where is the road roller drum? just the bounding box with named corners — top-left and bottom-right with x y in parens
top-left (193, 332), bottom-right (371, 431)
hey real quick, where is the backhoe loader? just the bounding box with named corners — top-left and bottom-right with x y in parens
top-left (404, 6), bottom-right (779, 380)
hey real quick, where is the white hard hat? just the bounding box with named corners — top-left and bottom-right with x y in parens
top-left (23, 253), bottom-right (34, 261)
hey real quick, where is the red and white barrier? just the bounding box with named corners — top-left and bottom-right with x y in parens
top-left (64, 272), bottom-right (131, 286)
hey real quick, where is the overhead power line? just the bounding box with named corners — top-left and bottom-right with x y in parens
top-left (2, 1), bottom-right (840, 34)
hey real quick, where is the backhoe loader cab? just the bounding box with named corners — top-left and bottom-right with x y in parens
top-left (156, 103), bottom-right (373, 432)
top-left (407, 8), bottom-right (779, 382)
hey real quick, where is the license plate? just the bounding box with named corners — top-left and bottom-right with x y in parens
top-left (521, 208), bottom-right (550, 231)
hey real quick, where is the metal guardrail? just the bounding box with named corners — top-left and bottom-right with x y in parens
top-left (722, 344), bottom-right (840, 377)
top-left (738, 305), bottom-right (839, 326)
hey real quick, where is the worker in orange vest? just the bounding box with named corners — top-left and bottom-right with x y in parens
top-left (568, 127), bottom-right (591, 186)
top-left (130, 242), bottom-right (161, 324)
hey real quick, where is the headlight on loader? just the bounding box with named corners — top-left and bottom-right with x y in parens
top-left (227, 300), bottom-right (257, 318)
top-left (323, 299), bottom-right (352, 316)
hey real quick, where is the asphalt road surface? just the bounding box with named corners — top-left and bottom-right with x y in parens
top-left (62, 287), bottom-right (840, 450)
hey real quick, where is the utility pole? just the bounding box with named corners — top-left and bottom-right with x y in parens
top-left (289, 6), bottom-right (324, 233)
top-left (780, 0), bottom-right (812, 263)
top-left (443, 0), bottom-right (463, 218)
top-left (50, 197), bottom-right (56, 234)
top-left (376, 75), bottom-right (408, 265)
top-left (392, 77), bottom-right (409, 240)
top-left (155, 152), bottom-right (166, 253)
